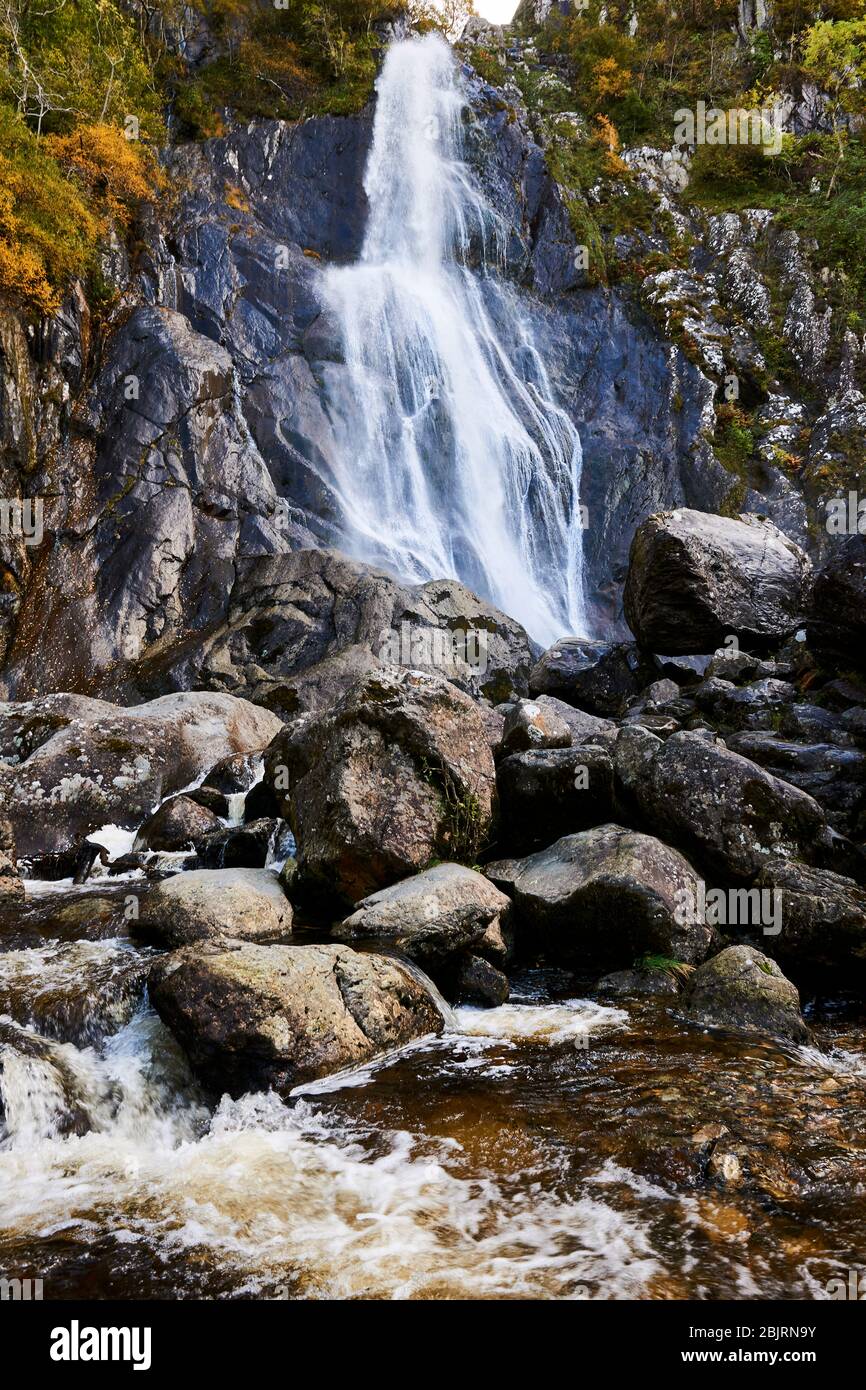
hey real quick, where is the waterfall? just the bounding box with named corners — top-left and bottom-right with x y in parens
top-left (320, 34), bottom-right (587, 647)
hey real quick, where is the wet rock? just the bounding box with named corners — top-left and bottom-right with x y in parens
top-left (202, 752), bottom-right (262, 795)
top-left (755, 860), bottom-right (866, 983)
top-left (615, 728), bottom-right (840, 881)
top-left (0, 1020), bottom-right (95, 1138)
top-left (334, 863), bottom-right (510, 968)
top-left (0, 940), bottom-right (147, 1046)
top-left (486, 823), bottom-right (712, 969)
top-left (454, 954), bottom-right (510, 1006)
top-left (148, 940), bottom-right (446, 1096)
top-left (495, 745), bottom-right (615, 852)
top-left (186, 786), bottom-right (230, 819)
top-left (133, 795), bottom-right (222, 852)
top-left (0, 692), bottom-right (283, 859)
top-left (263, 667), bottom-right (496, 905)
top-left (809, 536), bottom-right (866, 672)
top-left (134, 868), bottom-right (292, 947)
top-left (194, 818), bottom-right (286, 870)
top-left (624, 510), bottom-right (810, 654)
top-left (529, 640), bottom-right (653, 717)
top-left (684, 945), bottom-right (809, 1043)
top-left (597, 966), bottom-right (681, 998)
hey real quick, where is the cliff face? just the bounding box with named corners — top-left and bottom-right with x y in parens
top-left (0, 12), bottom-right (862, 696)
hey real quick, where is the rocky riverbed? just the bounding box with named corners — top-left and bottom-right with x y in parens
top-left (1, 509), bottom-right (865, 1300)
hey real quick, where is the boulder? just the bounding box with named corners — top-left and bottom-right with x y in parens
top-left (148, 940), bottom-right (446, 1095)
top-left (694, 678), bottom-right (798, 732)
top-left (726, 731), bottom-right (866, 838)
top-left (498, 698), bottom-right (572, 755)
top-left (263, 667), bottom-right (496, 904)
top-left (597, 966), bottom-right (681, 998)
top-left (132, 549), bottom-right (536, 713)
top-left (615, 728), bottom-right (841, 881)
top-left (809, 535), bottom-right (866, 671)
top-left (684, 945), bottom-right (809, 1043)
top-left (529, 639), bottom-right (653, 716)
top-left (133, 795), bottom-right (222, 852)
top-left (485, 824), bottom-right (712, 969)
top-left (334, 863), bottom-right (510, 967)
top-left (755, 860), bottom-right (866, 981)
top-left (495, 745), bottom-right (615, 852)
top-left (202, 752), bottom-right (262, 795)
top-left (0, 692), bottom-right (283, 860)
top-left (134, 868), bottom-right (292, 947)
top-left (498, 695), bottom-right (616, 756)
top-left (624, 510), bottom-right (810, 654)
top-left (454, 954), bottom-right (510, 1006)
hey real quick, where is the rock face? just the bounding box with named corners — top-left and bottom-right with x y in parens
top-left (334, 863), bottom-right (510, 967)
top-left (486, 824), bottom-right (712, 968)
top-left (685, 945), bottom-right (809, 1043)
top-left (615, 728), bottom-right (837, 881)
top-left (809, 536), bottom-right (866, 671)
top-left (624, 511), bottom-right (810, 654)
top-left (148, 941), bottom-right (446, 1095)
top-left (0, 692), bottom-right (283, 860)
top-left (263, 667), bottom-right (496, 904)
top-left (134, 868), bottom-right (292, 947)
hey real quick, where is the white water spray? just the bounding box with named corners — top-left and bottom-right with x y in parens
top-left (321, 34), bottom-right (586, 645)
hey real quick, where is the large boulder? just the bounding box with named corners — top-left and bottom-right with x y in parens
top-left (334, 863), bottom-right (511, 967)
top-left (128, 549), bottom-right (536, 713)
top-left (495, 745), bottom-right (615, 853)
top-left (0, 692), bottom-right (283, 860)
top-left (148, 940), bottom-right (447, 1095)
top-left (615, 727), bottom-right (843, 881)
top-left (684, 945), bottom-right (809, 1043)
top-left (755, 859), bottom-right (866, 982)
top-left (529, 640), bottom-right (653, 716)
top-left (263, 667), bottom-right (496, 905)
top-left (809, 535), bottom-right (866, 671)
top-left (624, 510), bottom-right (810, 654)
top-left (134, 868), bottom-right (292, 947)
top-left (485, 824), bottom-right (712, 969)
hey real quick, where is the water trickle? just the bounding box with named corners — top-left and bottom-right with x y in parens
top-left (320, 34), bottom-right (587, 646)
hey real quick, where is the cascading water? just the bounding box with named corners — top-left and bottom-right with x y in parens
top-left (320, 34), bottom-right (587, 646)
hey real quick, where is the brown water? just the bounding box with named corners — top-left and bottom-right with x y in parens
top-left (1, 881), bottom-right (865, 1301)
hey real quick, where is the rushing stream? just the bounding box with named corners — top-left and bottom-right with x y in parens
top-left (1, 882), bottom-right (865, 1301)
top-left (321, 34), bottom-right (586, 646)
